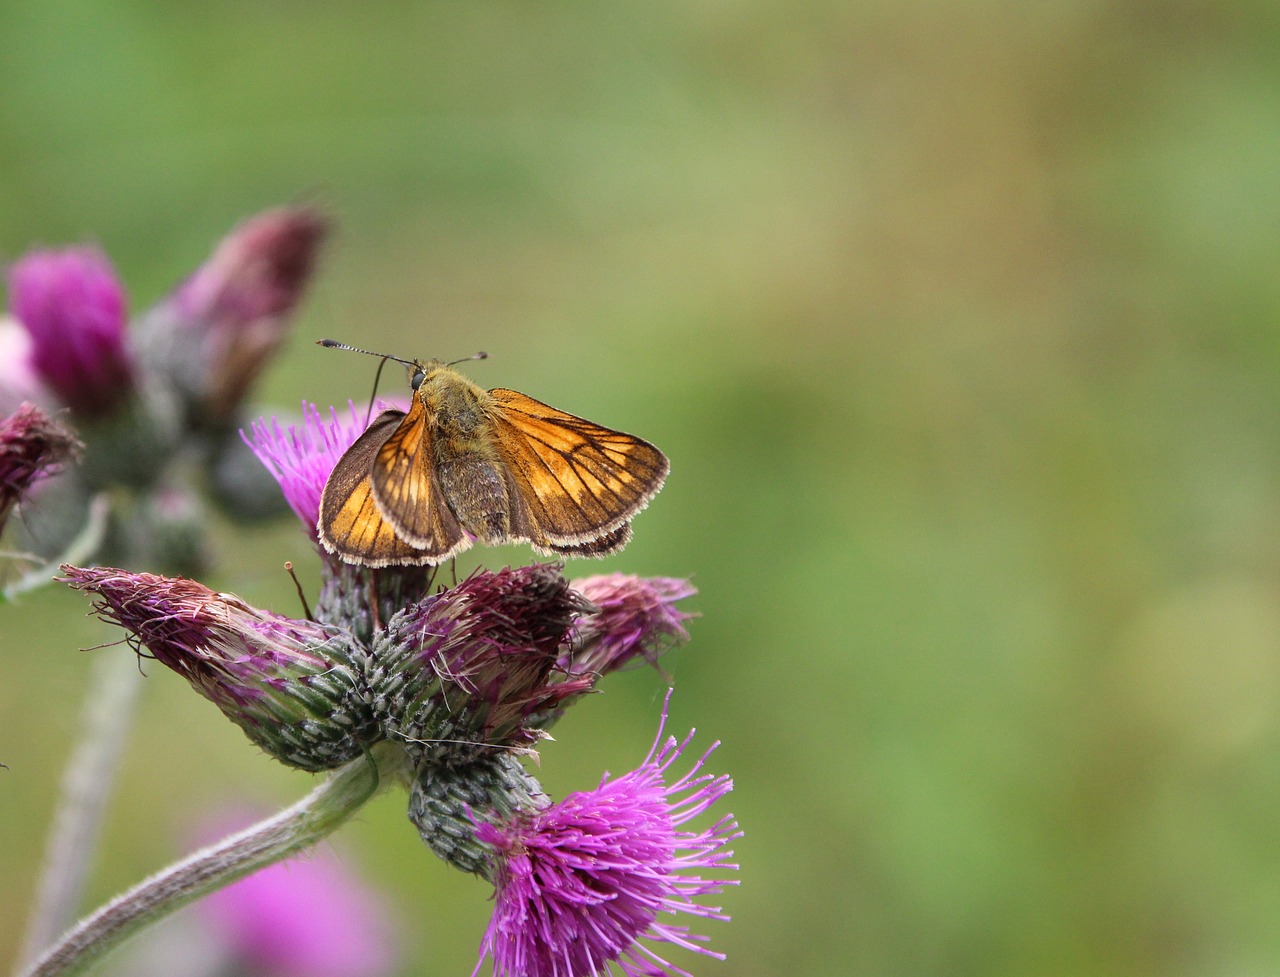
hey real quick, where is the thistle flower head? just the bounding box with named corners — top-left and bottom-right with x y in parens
top-left (243, 401), bottom-right (368, 538)
top-left (0, 402), bottom-right (81, 534)
top-left (567, 575), bottom-right (696, 678)
top-left (473, 696), bottom-right (740, 977)
top-left (375, 564), bottom-right (595, 764)
top-left (60, 565), bottom-right (376, 771)
top-left (166, 206), bottom-right (328, 429)
top-left (6, 246), bottom-right (133, 416)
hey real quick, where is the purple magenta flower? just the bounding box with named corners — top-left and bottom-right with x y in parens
top-left (6, 246), bottom-right (133, 416)
top-left (567, 575), bottom-right (696, 678)
top-left (0, 402), bottom-right (81, 534)
top-left (472, 698), bottom-right (740, 977)
top-left (243, 402), bottom-right (369, 539)
top-left (60, 564), bottom-right (376, 771)
top-left (162, 207), bottom-right (329, 429)
top-left (199, 840), bottom-right (398, 977)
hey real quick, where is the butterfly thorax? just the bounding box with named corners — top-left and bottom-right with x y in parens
top-left (414, 361), bottom-right (514, 543)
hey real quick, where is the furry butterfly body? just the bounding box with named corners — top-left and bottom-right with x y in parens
top-left (318, 353), bottom-right (668, 567)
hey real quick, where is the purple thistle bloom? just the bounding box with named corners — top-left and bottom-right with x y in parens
top-left (243, 402), bottom-right (369, 538)
top-left (0, 402), bottom-right (81, 533)
top-left (472, 696), bottom-right (740, 977)
top-left (199, 837), bottom-right (398, 977)
top-left (60, 564), bottom-right (376, 771)
top-left (567, 575), bottom-right (696, 678)
top-left (6, 246), bottom-right (134, 416)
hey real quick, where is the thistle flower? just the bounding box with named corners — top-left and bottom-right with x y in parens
top-left (6, 246), bottom-right (133, 416)
top-left (472, 698), bottom-right (740, 977)
top-left (60, 565), bottom-right (375, 771)
top-left (0, 402), bottom-right (81, 534)
top-left (144, 207), bottom-right (329, 431)
top-left (567, 575), bottom-right (696, 679)
top-left (243, 402), bottom-right (369, 538)
top-left (376, 564), bottom-right (595, 765)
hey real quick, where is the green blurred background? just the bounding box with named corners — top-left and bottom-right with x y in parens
top-left (5, 2), bottom-right (1280, 975)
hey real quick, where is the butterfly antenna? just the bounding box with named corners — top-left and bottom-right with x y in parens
top-left (318, 339), bottom-right (415, 424)
top-left (316, 338), bottom-right (416, 369)
top-left (447, 351), bottom-right (488, 367)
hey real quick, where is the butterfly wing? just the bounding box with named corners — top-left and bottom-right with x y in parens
top-left (367, 395), bottom-right (470, 562)
top-left (318, 410), bottom-right (440, 567)
top-left (487, 388), bottom-right (668, 552)
top-left (545, 522), bottom-right (634, 557)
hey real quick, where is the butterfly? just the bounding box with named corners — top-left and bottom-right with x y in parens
top-left (316, 340), bottom-right (669, 567)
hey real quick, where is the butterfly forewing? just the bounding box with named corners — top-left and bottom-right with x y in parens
top-left (488, 388), bottom-right (669, 545)
top-left (318, 411), bottom-right (441, 566)
top-left (367, 396), bottom-right (469, 560)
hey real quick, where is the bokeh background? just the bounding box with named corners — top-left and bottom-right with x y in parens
top-left (5, 3), bottom-right (1280, 976)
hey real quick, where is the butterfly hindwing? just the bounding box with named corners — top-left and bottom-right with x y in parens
top-left (487, 388), bottom-right (669, 547)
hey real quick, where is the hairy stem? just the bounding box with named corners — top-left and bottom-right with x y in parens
top-left (15, 743), bottom-right (407, 977)
top-left (17, 652), bottom-right (142, 970)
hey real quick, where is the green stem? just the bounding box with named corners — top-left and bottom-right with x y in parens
top-left (14, 743), bottom-right (407, 977)
top-left (16, 654), bottom-right (143, 971)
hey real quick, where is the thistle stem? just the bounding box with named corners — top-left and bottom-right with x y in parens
top-left (14, 743), bottom-right (407, 977)
top-left (16, 651), bottom-right (142, 971)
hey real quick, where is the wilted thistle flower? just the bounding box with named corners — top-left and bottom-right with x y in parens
top-left (390, 564), bottom-right (593, 873)
top-left (60, 564), bottom-right (376, 771)
top-left (5, 247), bottom-right (134, 417)
top-left (567, 574), bottom-right (697, 679)
top-left (0, 402), bottom-right (81, 535)
top-left (472, 701), bottom-right (740, 977)
top-left (381, 564), bottom-right (596, 763)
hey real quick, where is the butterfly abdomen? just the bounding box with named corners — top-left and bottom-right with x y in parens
top-left (437, 456), bottom-right (514, 543)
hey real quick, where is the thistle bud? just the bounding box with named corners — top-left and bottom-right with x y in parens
top-left (61, 565), bottom-right (376, 771)
top-left (406, 751), bottom-right (547, 875)
top-left (140, 207), bottom-right (328, 432)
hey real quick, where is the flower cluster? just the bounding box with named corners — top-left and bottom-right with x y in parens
top-left (61, 398), bottom-right (738, 977)
top-left (1, 207), bottom-right (328, 576)
top-left (20, 201), bottom-right (741, 977)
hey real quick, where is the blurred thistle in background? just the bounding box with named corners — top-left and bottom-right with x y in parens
top-left (1, 206), bottom-right (328, 579)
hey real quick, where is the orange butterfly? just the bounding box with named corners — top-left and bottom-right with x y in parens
top-left (316, 340), bottom-right (669, 567)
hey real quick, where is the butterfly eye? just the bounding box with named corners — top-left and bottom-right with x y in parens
top-left (410, 368), bottom-right (425, 390)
